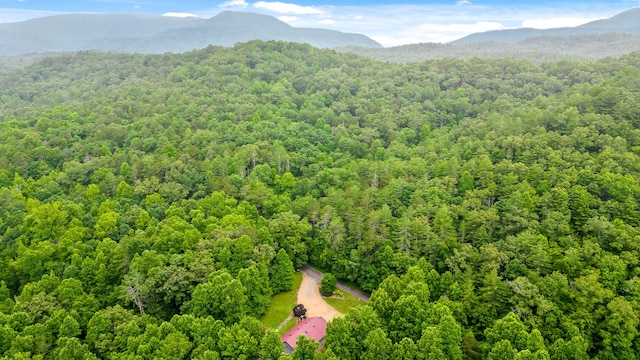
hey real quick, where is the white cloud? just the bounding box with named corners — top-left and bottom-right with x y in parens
top-left (456, 0), bottom-right (471, 6)
top-left (133, 5), bottom-right (141, 9)
top-left (162, 12), bottom-right (197, 18)
top-left (522, 17), bottom-right (605, 29)
top-left (253, 1), bottom-right (324, 15)
top-left (220, 0), bottom-right (248, 8)
top-left (369, 21), bottom-right (506, 45)
top-left (439, 21), bottom-right (505, 34)
top-left (256, 3), bottom-right (631, 47)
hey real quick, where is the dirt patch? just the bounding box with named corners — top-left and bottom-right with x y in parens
top-left (297, 271), bottom-right (343, 322)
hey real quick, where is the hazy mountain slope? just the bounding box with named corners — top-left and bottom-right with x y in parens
top-left (340, 33), bottom-right (640, 64)
top-left (579, 7), bottom-right (640, 33)
top-left (0, 13), bottom-right (204, 54)
top-left (452, 7), bottom-right (640, 44)
top-left (141, 12), bottom-right (380, 50)
top-left (0, 11), bottom-right (380, 55)
top-left (0, 52), bottom-right (69, 74)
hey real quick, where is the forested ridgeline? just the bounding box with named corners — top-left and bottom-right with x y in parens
top-left (1, 41), bottom-right (640, 359)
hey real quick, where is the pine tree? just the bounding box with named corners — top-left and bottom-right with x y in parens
top-left (271, 249), bottom-right (294, 293)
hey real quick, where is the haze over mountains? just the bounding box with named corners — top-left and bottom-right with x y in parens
top-left (1, 8), bottom-right (639, 63)
top-left (452, 8), bottom-right (640, 44)
top-left (0, 11), bottom-right (381, 56)
top-left (343, 8), bottom-right (640, 64)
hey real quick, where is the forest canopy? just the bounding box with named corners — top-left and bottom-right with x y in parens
top-left (1, 41), bottom-right (640, 359)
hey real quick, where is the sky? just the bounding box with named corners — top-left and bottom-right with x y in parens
top-left (0, 0), bottom-right (637, 46)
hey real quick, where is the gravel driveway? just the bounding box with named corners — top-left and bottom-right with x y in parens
top-left (297, 269), bottom-right (343, 321)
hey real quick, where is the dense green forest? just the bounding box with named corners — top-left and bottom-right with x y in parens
top-left (1, 41), bottom-right (640, 359)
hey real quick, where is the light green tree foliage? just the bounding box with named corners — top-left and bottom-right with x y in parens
top-left (217, 323), bottom-right (260, 360)
top-left (238, 264), bottom-right (272, 316)
top-left (269, 211), bottom-right (311, 268)
top-left (391, 337), bottom-right (418, 360)
top-left (270, 249), bottom-right (295, 293)
top-left (292, 336), bottom-right (318, 360)
top-left (58, 315), bottom-right (81, 338)
top-left (362, 327), bottom-right (392, 360)
top-left (85, 305), bottom-right (141, 358)
top-left (189, 271), bottom-right (248, 323)
top-left (320, 272), bottom-right (337, 295)
top-left (54, 337), bottom-right (98, 360)
top-left (260, 330), bottom-right (284, 360)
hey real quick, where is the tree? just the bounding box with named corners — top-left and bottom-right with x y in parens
top-left (58, 315), bottom-right (81, 338)
top-left (189, 271), bottom-right (248, 324)
top-left (548, 336), bottom-right (588, 360)
top-left (260, 330), bottom-right (284, 360)
top-left (389, 295), bottom-right (427, 342)
top-left (122, 270), bottom-right (148, 315)
top-left (488, 340), bottom-right (516, 360)
top-left (320, 273), bottom-right (337, 296)
top-left (54, 337), bottom-right (98, 360)
top-left (271, 249), bottom-right (295, 293)
top-left (461, 332), bottom-right (482, 360)
top-left (362, 328), bottom-right (392, 360)
top-left (324, 317), bottom-right (357, 359)
top-left (238, 264), bottom-right (272, 316)
top-left (85, 305), bottom-right (140, 358)
top-left (484, 313), bottom-right (527, 352)
top-left (438, 312), bottom-right (463, 360)
top-left (293, 336), bottom-right (318, 360)
top-left (417, 327), bottom-right (445, 360)
top-left (269, 211), bottom-right (311, 268)
top-left (217, 324), bottom-right (259, 360)
top-left (597, 297), bottom-right (638, 359)
top-left (154, 331), bottom-right (193, 360)
top-left (391, 337), bottom-right (418, 360)
top-left (0, 325), bottom-right (17, 356)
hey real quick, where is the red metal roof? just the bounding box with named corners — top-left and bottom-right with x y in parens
top-left (281, 317), bottom-right (327, 348)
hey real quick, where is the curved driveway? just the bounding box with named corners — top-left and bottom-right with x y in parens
top-left (297, 268), bottom-right (343, 321)
top-left (301, 265), bottom-right (370, 302)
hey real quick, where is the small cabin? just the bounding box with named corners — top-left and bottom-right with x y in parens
top-left (281, 317), bottom-right (327, 354)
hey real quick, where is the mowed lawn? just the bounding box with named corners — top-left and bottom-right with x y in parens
top-left (260, 271), bottom-right (303, 330)
top-left (277, 318), bottom-right (298, 335)
top-left (324, 290), bottom-right (366, 314)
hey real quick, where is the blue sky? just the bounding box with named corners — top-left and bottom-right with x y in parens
top-left (0, 1), bottom-right (637, 45)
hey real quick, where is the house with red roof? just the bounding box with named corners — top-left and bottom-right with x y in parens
top-left (281, 316), bottom-right (327, 354)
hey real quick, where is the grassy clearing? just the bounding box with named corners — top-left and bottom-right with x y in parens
top-left (324, 290), bottom-right (366, 314)
top-left (278, 317), bottom-right (299, 335)
top-left (260, 271), bottom-right (303, 330)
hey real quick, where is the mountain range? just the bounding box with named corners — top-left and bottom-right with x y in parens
top-left (340, 33), bottom-right (640, 64)
top-left (1, 8), bottom-right (639, 63)
top-left (0, 11), bottom-right (381, 56)
top-left (452, 7), bottom-right (640, 44)
top-left (341, 8), bottom-right (640, 64)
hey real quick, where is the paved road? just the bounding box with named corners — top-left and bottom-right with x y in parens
top-left (301, 265), bottom-right (370, 303)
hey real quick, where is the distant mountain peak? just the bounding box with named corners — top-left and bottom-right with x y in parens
top-left (207, 11), bottom-right (292, 29)
top-left (0, 11), bottom-right (380, 56)
top-left (451, 7), bottom-right (640, 45)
